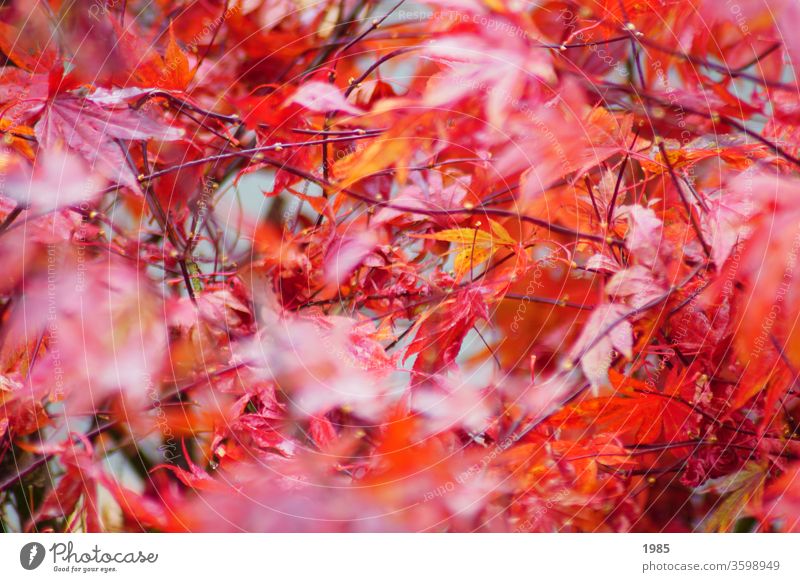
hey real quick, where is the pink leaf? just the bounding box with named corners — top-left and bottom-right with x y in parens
top-left (620, 204), bottom-right (667, 267)
top-left (287, 82), bottom-right (363, 115)
top-left (325, 231), bottom-right (377, 285)
top-left (5, 147), bottom-right (101, 212)
top-left (585, 253), bottom-right (620, 274)
top-left (570, 303), bottom-right (633, 390)
top-left (606, 265), bottom-right (666, 309)
top-left (35, 95), bottom-right (184, 191)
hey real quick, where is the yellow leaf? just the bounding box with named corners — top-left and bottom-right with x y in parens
top-left (413, 227), bottom-right (501, 280)
top-left (411, 223), bottom-right (518, 280)
top-left (454, 245), bottom-right (492, 279)
top-left (489, 219), bottom-right (515, 245)
top-left (412, 227), bottom-right (493, 245)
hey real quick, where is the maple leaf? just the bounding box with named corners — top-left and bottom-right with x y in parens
top-left (333, 117), bottom-right (419, 189)
top-left (643, 136), bottom-right (769, 173)
top-left (287, 81), bottom-right (363, 115)
top-left (30, 437), bottom-right (104, 531)
top-left (373, 173), bottom-right (470, 226)
top-left (585, 252), bottom-right (620, 274)
top-left (0, 67), bottom-right (49, 119)
top-left (568, 303), bottom-right (633, 390)
top-left (4, 147), bottom-right (101, 212)
top-left (619, 204), bottom-right (668, 268)
top-left (16, 257), bottom-right (167, 413)
top-left (605, 265), bottom-right (666, 309)
top-left (241, 311), bottom-right (394, 419)
top-left (405, 287), bottom-right (490, 376)
top-left (162, 24), bottom-right (193, 91)
top-left (422, 31), bottom-right (555, 128)
top-left (698, 462), bottom-right (766, 532)
top-left (0, 17), bottom-right (57, 74)
top-left (412, 220), bottom-right (515, 280)
top-left (325, 230), bottom-right (378, 285)
top-left (152, 442), bottom-right (221, 492)
top-left (550, 370), bottom-right (700, 445)
top-left (35, 95), bottom-right (184, 191)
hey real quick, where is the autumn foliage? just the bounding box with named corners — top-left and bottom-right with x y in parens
top-left (3, 0), bottom-right (800, 533)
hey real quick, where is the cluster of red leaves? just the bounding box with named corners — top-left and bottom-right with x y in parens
top-left (2, 0), bottom-right (800, 533)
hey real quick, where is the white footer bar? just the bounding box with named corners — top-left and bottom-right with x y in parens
top-left (2, 534), bottom-right (797, 581)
